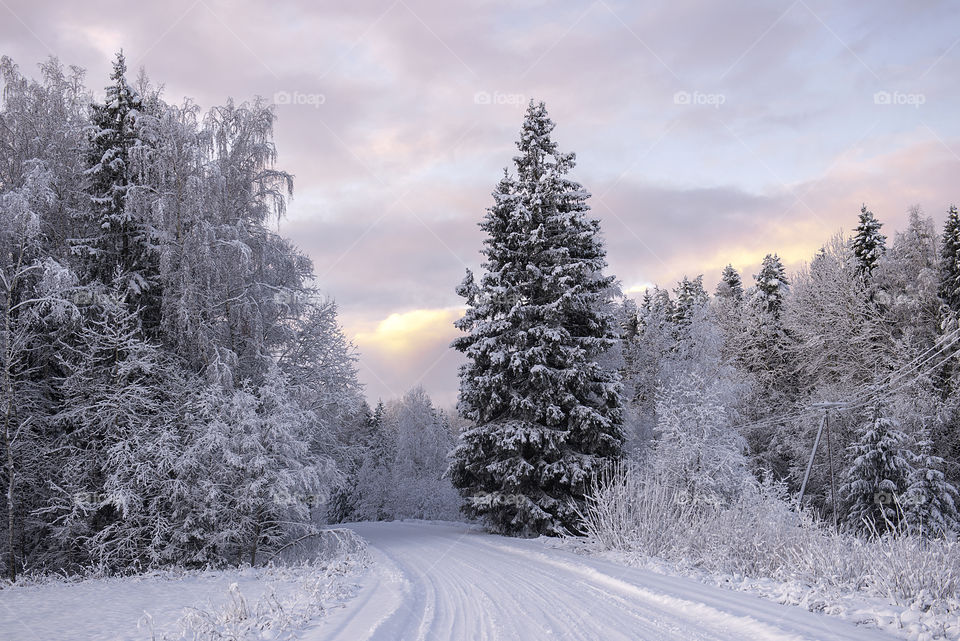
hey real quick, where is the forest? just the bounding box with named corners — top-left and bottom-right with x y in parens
top-left (1, 50), bottom-right (958, 608)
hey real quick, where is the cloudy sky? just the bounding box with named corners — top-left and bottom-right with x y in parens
top-left (2, 0), bottom-right (959, 406)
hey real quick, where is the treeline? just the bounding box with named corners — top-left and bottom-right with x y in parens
top-left (448, 100), bottom-right (959, 541)
top-left (620, 204), bottom-right (960, 537)
top-left (0, 53), bottom-right (379, 580)
top-left (333, 387), bottom-right (461, 524)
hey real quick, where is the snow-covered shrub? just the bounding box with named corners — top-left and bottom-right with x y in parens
top-left (579, 463), bottom-right (960, 611)
top-left (577, 462), bottom-right (709, 556)
top-left (159, 529), bottom-right (369, 641)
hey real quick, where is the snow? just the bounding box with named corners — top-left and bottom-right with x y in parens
top-left (1, 520), bottom-right (937, 640)
top-left (0, 568), bottom-right (274, 641)
top-left (0, 544), bottom-right (369, 641)
top-left (583, 546), bottom-right (960, 641)
top-left (309, 520), bottom-right (896, 641)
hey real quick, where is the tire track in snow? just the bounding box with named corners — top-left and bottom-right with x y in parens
top-left (306, 521), bottom-right (898, 641)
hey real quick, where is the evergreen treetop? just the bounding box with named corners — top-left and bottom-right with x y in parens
top-left (851, 204), bottom-right (887, 279)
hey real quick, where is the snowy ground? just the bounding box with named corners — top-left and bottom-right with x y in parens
top-left (311, 520), bottom-right (896, 641)
top-left (0, 535), bottom-right (369, 641)
top-left (575, 545), bottom-right (960, 641)
top-left (0, 521), bottom-right (915, 641)
top-left (1, 568), bottom-right (276, 641)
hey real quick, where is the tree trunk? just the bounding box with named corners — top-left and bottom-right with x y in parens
top-left (3, 292), bottom-right (16, 583)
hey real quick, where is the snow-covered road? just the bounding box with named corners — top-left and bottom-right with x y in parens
top-left (311, 521), bottom-right (894, 641)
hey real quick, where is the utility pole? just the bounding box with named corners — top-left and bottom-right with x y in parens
top-left (799, 402), bottom-right (845, 523)
top-left (825, 409), bottom-right (838, 528)
top-left (797, 414), bottom-right (825, 506)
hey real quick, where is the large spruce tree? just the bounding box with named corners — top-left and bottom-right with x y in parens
top-left (78, 51), bottom-right (161, 333)
top-left (450, 101), bottom-right (624, 536)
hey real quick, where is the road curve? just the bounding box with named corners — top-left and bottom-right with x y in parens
top-left (308, 520), bottom-right (894, 641)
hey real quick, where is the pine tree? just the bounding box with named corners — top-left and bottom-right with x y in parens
top-left (78, 51), bottom-right (161, 334)
top-left (753, 254), bottom-right (789, 317)
top-left (743, 253), bottom-right (791, 390)
top-left (673, 275), bottom-right (708, 327)
top-left (939, 205), bottom-right (960, 316)
top-left (841, 410), bottom-right (914, 535)
top-left (352, 400), bottom-right (396, 521)
top-left (715, 264), bottom-right (743, 301)
top-left (191, 364), bottom-right (326, 565)
top-left (906, 429), bottom-right (959, 538)
top-left (936, 205), bottom-right (960, 399)
top-left (450, 101), bottom-right (624, 536)
top-left (851, 204), bottom-right (887, 279)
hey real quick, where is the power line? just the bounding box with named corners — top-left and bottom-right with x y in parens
top-left (726, 326), bottom-right (960, 434)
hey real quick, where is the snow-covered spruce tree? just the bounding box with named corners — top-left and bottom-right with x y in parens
top-left (906, 428), bottom-right (959, 538)
top-left (851, 204), bottom-right (887, 280)
top-left (841, 410), bottom-right (915, 535)
top-left (734, 254), bottom-right (798, 480)
top-left (937, 205), bottom-right (960, 393)
top-left (715, 264), bottom-right (743, 301)
top-left (190, 364), bottom-right (329, 566)
top-left (740, 253), bottom-right (792, 396)
top-left (941, 205), bottom-right (960, 317)
top-left (672, 275), bottom-right (708, 328)
top-left (451, 101), bottom-right (624, 536)
top-left (351, 400), bottom-right (396, 522)
top-left (76, 52), bottom-right (161, 334)
top-left (752, 253), bottom-right (789, 316)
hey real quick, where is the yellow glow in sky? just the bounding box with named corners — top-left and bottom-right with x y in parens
top-left (353, 307), bottom-right (465, 355)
